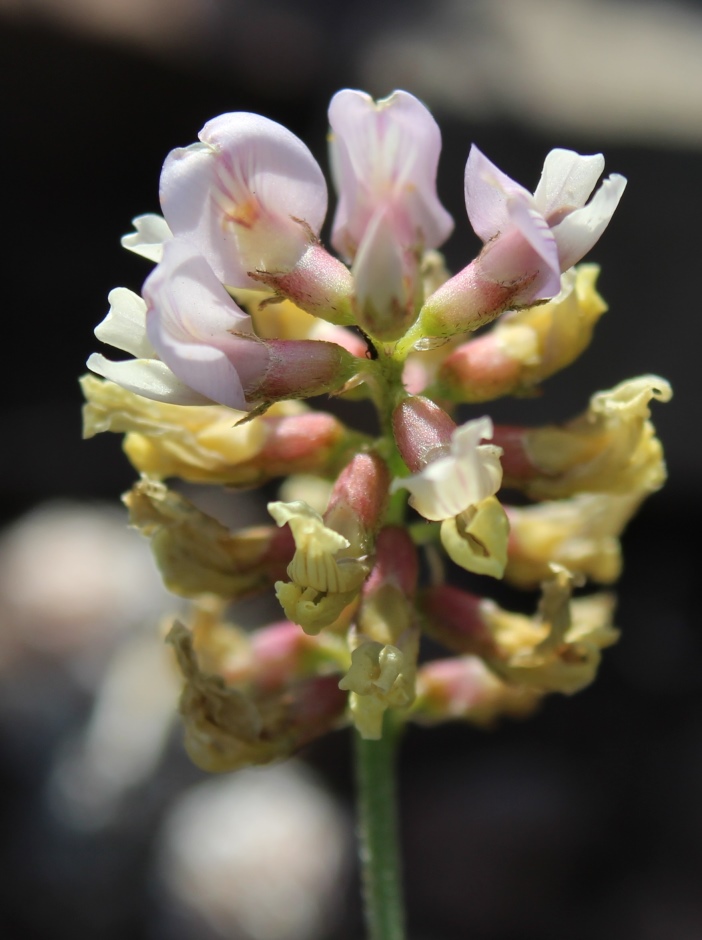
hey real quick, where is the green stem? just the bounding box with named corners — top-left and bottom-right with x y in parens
top-left (354, 715), bottom-right (406, 940)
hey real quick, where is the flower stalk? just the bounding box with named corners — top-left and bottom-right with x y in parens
top-left (355, 714), bottom-right (406, 940)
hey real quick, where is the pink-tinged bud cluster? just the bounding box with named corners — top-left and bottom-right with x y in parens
top-left (83, 87), bottom-right (669, 758)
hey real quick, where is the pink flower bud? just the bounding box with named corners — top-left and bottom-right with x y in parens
top-left (248, 240), bottom-right (355, 326)
top-left (392, 396), bottom-right (456, 472)
top-left (419, 585), bottom-right (497, 656)
top-left (363, 526), bottom-right (419, 600)
top-left (435, 331), bottom-right (524, 402)
top-left (256, 411), bottom-right (364, 476)
top-left (325, 452), bottom-right (390, 534)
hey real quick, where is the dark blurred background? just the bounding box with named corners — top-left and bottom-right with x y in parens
top-left (0, 1), bottom-right (700, 938)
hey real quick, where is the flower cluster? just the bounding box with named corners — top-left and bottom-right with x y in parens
top-left (83, 89), bottom-right (670, 767)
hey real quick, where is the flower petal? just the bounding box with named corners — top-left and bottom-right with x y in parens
top-left (121, 214), bottom-right (172, 262)
top-left (94, 287), bottom-right (156, 359)
top-left (86, 353), bottom-right (212, 405)
top-left (143, 239), bottom-right (269, 410)
top-left (503, 195), bottom-right (561, 297)
top-left (392, 416), bottom-right (503, 521)
top-left (329, 89), bottom-right (453, 259)
top-left (352, 206), bottom-right (413, 338)
top-left (464, 145), bottom-right (532, 243)
top-left (533, 149), bottom-right (605, 220)
top-left (551, 174), bottom-right (627, 270)
top-left (160, 112), bottom-right (327, 288)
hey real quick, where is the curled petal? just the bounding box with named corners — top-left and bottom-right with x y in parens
top-left (160, 112), bottom-right (327, 287)
top-left (121, 213), bottom-right (172, 262)
top-left (329, 89), bottom-right (453, 259)
top-left (517, 375), bottom-right (672, 499)
top-left (124, 478), bottom-right (294, 599)
top-left (94, 287), bottom-right (156, 359)
top-left (505, 492), bottom-right (642, 589)
top-left (552, 174), bottom-right (627, 270)
top-left (440, 495), bottom-right (509, 579)
top-left (483, 568), bottom-right (619, 695)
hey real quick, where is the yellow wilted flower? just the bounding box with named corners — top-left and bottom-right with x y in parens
top-left (501, 375), bottom-right (672, 499)
top-left (484, 566), bottom-right (619, 694)
top-left (81, 374), bottom-right (367, 486)
top-left (124, 479), bottom-right (293, 600)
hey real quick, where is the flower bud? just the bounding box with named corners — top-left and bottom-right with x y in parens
top-left (419, 584), bottom-right (497, 657)
top-left (392, 396), bottom-right (456, 472)
top-left (412, 656), bottom-right (539, 726)
top-left (434, 265), bottom-right (607, 402)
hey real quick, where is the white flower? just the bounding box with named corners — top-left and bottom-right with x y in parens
top-left (391, 416), bottom-right (503, 521)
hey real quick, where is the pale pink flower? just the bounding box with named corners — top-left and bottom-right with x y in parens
top-left (328, 89), bottom-right (453, 261)
top-left (417, 147), bottom-right (626, 339)
top-left (160, 112), bottom-right (328, 289)
top-left (465, 145), bottom-right (627, 301)
top-left (89, 240), bottom-right (356, 411)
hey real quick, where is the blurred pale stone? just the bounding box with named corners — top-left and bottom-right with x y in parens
top-left (156, 762), bottom-right (351, 940)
